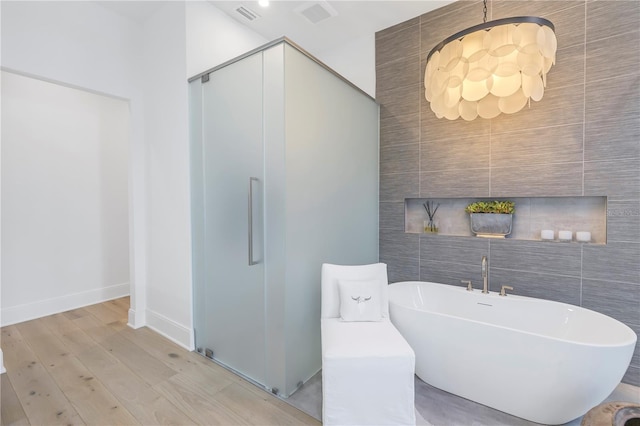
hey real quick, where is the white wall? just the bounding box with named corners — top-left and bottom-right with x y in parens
top-left (140, 1), bottom-right (267, 348)
top-left (143, 1), bottom-right (379, 349)
top-left (141, 2), bottom-right (193, 345)
top-left (0, 2), bottom-right (143, 99)
top-left (186, 1), bottom-right (267, 79)
top-left (1, 71), bottom-right (130, 325)
top-left (0, 0), bottom-right (269, 349)
top-left (0, 1), bottom-right (148, 328)
top-left (0, 0), bottom-right (370, 351)
top-left (316, 34), bottom-right (377, 98)
top-left (1, 0), bottom-right (4, 375)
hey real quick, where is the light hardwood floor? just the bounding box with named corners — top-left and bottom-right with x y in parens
top-left (0, 298), bottom-right (321, 426)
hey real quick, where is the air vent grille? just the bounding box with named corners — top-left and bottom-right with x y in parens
top-left (236, 6), bottom-right (259, 21)
top-left (295, 1), bottom-right (337, 24)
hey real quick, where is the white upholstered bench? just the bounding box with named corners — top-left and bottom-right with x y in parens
top-left (321, 263), bottom-right (416, 426)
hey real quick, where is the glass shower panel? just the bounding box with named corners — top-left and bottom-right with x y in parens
top-left (190, 79), bottom-right (206, 353)
top-left (200, 52), bottom-right (266, 385)
top-left (280, 44), bottom-right (380, 395)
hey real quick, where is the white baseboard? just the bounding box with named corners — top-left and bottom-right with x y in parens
top-left (127, 307), bottom-right (146, 329)
top-left (1, 282), bottom-right (130, 327)
top-left (145, 308), bottom-right (194, 351)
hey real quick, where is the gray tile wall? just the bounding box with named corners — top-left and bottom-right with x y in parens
top-left (376, 0), bottom-right (640, 386)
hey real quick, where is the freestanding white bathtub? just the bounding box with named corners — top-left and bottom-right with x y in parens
top-left (388, 281), bottom-right (637, 425)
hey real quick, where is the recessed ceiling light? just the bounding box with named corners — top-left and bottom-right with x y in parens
top-left (258, 0), bottom-right (269, 7)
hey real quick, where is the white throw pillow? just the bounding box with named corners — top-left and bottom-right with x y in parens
top-left (338, 279), bottom-right (383, 322)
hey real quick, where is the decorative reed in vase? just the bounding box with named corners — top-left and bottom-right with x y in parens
top-left (423, 200), bottom-right (440, 233)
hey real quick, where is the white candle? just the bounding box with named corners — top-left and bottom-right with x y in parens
top-left (576, 231), bottom-right (591, 242)
top-left (558, 230), bottom-right (572, 241)
top-left (541, 230), bottom-right (554, 240)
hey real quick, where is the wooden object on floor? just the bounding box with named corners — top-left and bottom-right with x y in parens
top-left (581, 401), bottom-right (640, 426)
top-left (1, 297), bottom-right (320, 426)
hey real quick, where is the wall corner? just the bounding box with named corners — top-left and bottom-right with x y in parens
top-left (127, 307), bottom-right (146, 329)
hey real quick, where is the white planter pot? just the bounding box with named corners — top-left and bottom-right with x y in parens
top-left (469, 213), bottom-right (513, 238)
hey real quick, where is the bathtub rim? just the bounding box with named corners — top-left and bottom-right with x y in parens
top-left (388, 280), bottom-right (638, 348)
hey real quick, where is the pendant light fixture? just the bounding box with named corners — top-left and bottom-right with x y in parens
top-left (424, 0), bottom-right (557, 121)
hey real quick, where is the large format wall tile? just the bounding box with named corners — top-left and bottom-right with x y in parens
top-left (380, 172), bottom-right (418, 202)
top-left (492, 1), bottom-right (584, 50)
top-left (420, 260), bottom-right (484, 288)
top-left (582, 278), bottom-right (640, 326)
top-left (491, 124), bottom-right (583, 169)
top-left (378, 83), bottom-right (421, 123)
top-left (585, 116), bottom-right (640, 163)
top-left (607, 200), bottom-right (640, 243)
top-left (420, 235), bottom-right (489, 265)
top-left (380, 112), bottom-right (420, 148)
top-left (380, 202), bottom-right (405, 231)
top-left (376, 0), bottom-right (640, 387)
top-left (421, 134), bottom-right (490, 172)
top-left (491, 0), bottom-right (581, 18)
top-left (582, 242), bottom-right (640, 284)
top-left (544, 3), bottom-right (586, 49)
top-left (490, 239), bottom-right (582, 277)
top-left (375, 18), bottom-right (420, 66)
top-left (584, 158), bottom-right (640, 201)
top-left (489, 268), bottom-right (581, 305)
top-left (380, 229), bottom-right (419, 260)
top-left (375, 16), bottom-right (419, 41)
top-left (420, 1), bottom-right (485, 55)
top-left (491, 162), bottom-right (583, 197)
top-left (490, 83), bottom-right (585, 134)
top-left (586, 31), bottom-right (640, 84)
top-left (629, 323), bottom-right (640, 368)
top-left (586, 1), bottom-right (640, 44)
top-left (376, 53), bottom-right (420, 94)
top-left (585, 73), bottom-right (640, 126)
top-left (623, 366), bottom-right (640, 389)
top-left (380, 255), bottom-right (419, 283)
top-left (514, 2), bottom-right (585, 50)
top-left (550, 44), bottom-right (586, 90)
top-left (381, 143), bottom-right (419, 176)
top-left (420, 168), bottom-right (490, 198)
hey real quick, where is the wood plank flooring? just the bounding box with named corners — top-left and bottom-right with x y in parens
top-left (1, 298), bottom-right (321, 426)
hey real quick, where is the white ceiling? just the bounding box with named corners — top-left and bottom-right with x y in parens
top-left (209, 1), bottom-right (455, 54)
top-left (95, 1), bottom-right (167, 23)
top-left (96, 1), bottom-right (455, 54)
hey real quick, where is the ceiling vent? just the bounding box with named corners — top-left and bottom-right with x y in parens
top-left (295, 1), bottom-right (337, 24)
top-left (235, 6), bottom-right (260, 21)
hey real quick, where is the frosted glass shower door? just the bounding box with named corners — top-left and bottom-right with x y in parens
top-left (200, 52), bottom-right (266, 385)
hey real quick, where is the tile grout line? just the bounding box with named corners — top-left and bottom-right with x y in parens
top-left (418, 16), bottom-right (422, 280)
top-left (580, 244), bottom-right (584, 306)
top-left (488, 0), bottom-right (493, 198)
top-left (582, 0), bottom-right (587, 197)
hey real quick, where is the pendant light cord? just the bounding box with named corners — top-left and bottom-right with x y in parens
top-left (483, 0), bottom-right (488, 23)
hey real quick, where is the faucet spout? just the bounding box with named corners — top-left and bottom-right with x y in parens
top-left (481, 256), bottom-right (489, 294)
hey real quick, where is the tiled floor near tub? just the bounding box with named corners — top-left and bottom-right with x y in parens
top-left (285, 372), bottom-right (640, 425)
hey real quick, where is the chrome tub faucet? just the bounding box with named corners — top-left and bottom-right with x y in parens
top-left (500, 285), bottom-right (514, 296)
top-left (461, 280), bottom-right (473, 291)
top-left (481, 255), bottom-right (489, 294)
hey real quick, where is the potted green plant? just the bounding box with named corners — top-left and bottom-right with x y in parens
top-left (465, 200), bottom-right (515, 238)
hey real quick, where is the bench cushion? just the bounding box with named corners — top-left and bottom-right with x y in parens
top-left (321, 318), bottom-right (415, 425)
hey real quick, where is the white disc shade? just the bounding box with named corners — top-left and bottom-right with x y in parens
top-left (425, 18), bottom-right (556, 121)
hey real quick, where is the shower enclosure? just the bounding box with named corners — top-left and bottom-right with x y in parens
top-left (189, 38), bottom-right (379, 397)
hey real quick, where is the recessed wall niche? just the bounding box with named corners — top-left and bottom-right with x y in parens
top-left (405, 197), bottom-right (608, 244)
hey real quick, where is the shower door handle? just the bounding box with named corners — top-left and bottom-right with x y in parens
top-left (248, 177), bottom-right (259, 266)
